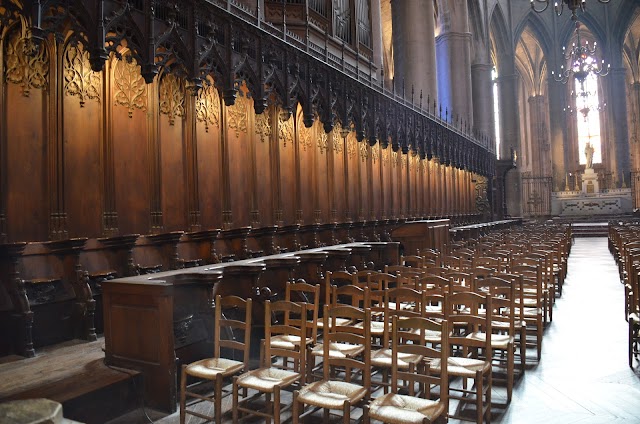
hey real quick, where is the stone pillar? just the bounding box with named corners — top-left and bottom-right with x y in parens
top-left (391, 0), bottom-right (437, 102)
top-left (528, 95), bottom-right (550, 176)
top-left (471, 63), bottom-right (494, 138)
top-left (496, 55), bottom-right (521, 216)
top-left (630, 82), bottom-right (640, 170)
top-left (609, 68), bottom-right (631, 187)
top-left (436, 1), bottom-right (473, 125)
top-left (547, 75), bottom-right (567, 191)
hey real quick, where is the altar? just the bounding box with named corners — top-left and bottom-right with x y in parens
top-left (551, 168), bottom-right (632, 216)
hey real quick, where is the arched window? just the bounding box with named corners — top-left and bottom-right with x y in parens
top-left (493, 67), bottom-right (501, 158)
top-left (575, 71), bottom-right (602, 165)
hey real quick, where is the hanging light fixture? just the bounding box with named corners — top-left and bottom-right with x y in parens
top-left (530, 0), bottom-right (611, 20)
top-left (564, 87), bottom-right (606, 121)
top-left (551, 21), bottom-right (609, 84)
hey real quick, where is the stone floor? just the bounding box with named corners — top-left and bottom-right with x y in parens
top-left (111, 237), bottom-right (640, 423)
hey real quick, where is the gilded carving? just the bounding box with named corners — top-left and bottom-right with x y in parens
top-left (227, 93), bottom-right (249, 137)
top-left (63, 43), bottom-right (101, 107)
top-left (278, 113), bottom-right (293, 147)
top-left (401, 155), bottom-right (407, 169)
top-left (346, 133), bottom-right (357, 158)
top-left (159, 73), bottom-right (185, 125)
top-left (318, 132), bottom-right (328, 154)
top-left (255, 112), bottom-right (271, 142)
top-left (299, 123), bottom-right (314, 152)
top-left (114, 55), bottom-right (147, 118)
top-left (195, 82), bottom-right (220, 133)
top-left (391, 151), bottom-right (398, 168)
top-left (5, 31), bottom-right (49, 97)
top-left (359, 141), bottom-right (368, 162)
top-left (332, 127), bottom-right (344, 154)
top-left (371, 144), bottom-right (379, 163)
top-left (382, 148), bottom-right (389, 166)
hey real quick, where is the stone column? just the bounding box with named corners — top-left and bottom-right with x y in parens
top-left (547, 75), bottom-right (567, 191)
top-left (471, 63), bottom-right (494, 138)
top-left (528, 95), bottom-right (550, 176)
top-left (608, 68), bottom-right (631, 187)
top-left (496, 55), bottom-right (521, 216)
top-left (436, 1), bottom-right (473, 125)
top-left (391, 0), bottom-right (437, 102)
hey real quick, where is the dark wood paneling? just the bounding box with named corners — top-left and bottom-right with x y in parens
top-left (159, 116), bottom-right (187, 231)
top-left (226, 95), bottom-right (251, 228)
top-left (63, 86), bottom-right (103, 238)
top-left (111, 58), bottom-right (150, 235)
top-left (278, 112), bottom-right (296, 225)
top-left (195, 84), bottom-right (223, 230)
top-left (5, 84), bottom-right (48, 242)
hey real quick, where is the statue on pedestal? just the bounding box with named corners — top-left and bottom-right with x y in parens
top-left (585, 142), bottom-right (594, 169)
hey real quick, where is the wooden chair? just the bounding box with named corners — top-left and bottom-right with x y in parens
top-left (232, 300), bottom-right (307, 424)
top-left (324, 270), bottom-right (357, 306)
top-left (370, 287), bottom-right (427, 394)
top-left (364, 316), bottom-right (450, 424)
top-left (292, 304), bottom-right (372, 423)
top-left (437, 291), bottom-right (493, 424)
top-left (402, 254), bottom-right (426, 268)
top-left (510, 263), bottom-right (545, 362)
top-left (179, 295), bottom-right (252, 424)
top-left (473, 276), bottom-right (517, 403)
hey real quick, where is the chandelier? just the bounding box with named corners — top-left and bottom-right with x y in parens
top-left (564, 87), bottom-right (606, 121)
top-left (551, 21), bottom-right (609, 84)
top-left (530, 0), bottom-right (611, 19)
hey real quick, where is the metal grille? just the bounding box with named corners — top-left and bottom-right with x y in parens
top-left (521, 174), bottom-right (552, 218)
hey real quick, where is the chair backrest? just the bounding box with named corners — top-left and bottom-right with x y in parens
top-left (399, 254), bottom-right (424, 268)
top-left (365, 271), bottom-right (397, 291)
top-left (285, 281), bottom-right (321, 344)
top-left (446, 291), bottom-right (492, 359)
top-left (264, 300), bottom-right (307, 373)
top-left (391, 315), bottom-right (449, 405)
top-left (417, 274), bottom-right (450, 294)
top-left (474, 276), bottom-right (516, 336)
top-left (331, 284), bottom-right (370, 309)
top-left (322, 304), bottom-right (372, 391)
top-left (215, 295), bottom-right (252, 371)
top-left (325, 270), bottom-right (357, 305)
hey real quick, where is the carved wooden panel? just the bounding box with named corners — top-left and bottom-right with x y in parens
top-left (111, 55), bottom-right (150, 234)
top-left (3, 29), bottom-right (48, 242)
top-left (331, 128), bottom-right (345, 222)
top-left (195, 79), bottom-right (223, 230)
top-left (278, 110), bottom-right (296, 224)
top-left (63, 42), bottom-right (103, 238)
top-left (226, 92), bottom-right (251, 227)
top-left (254, 107), bottom-right (274, 225)
top-left (159, 74), bottom-right (187, 231)
top-left (297, 109), bottom-right (315, 224)
top-left (316, 128), bottom-right (330, 223)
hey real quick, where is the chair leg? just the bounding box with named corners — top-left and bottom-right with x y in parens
top-left (232, 378), bottom-right (239, 423)
top-left (215, 374), bottom-right (223, 424)
top-left (274, 388), bottom-right (281, 424)
top-left (292, 390), bottom-right (300, 424)
top-left (362, 405), bottom-right (370, 424)
top-left (342, 401), bottom-right (350, 424)
top-left (486, 370), bottom-right (492, 424)
top-left (507, 347), bottom-right (514, 403)
top-left (475, 372), bottom-right (483, 424)
top-left (179, 366), bottom-right (187, 424)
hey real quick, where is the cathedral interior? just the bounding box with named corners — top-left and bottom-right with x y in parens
top-left (1, 1), bottom-right (640, 423)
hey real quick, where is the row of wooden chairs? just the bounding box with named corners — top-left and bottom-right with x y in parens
top-left (178, 224), bottom-right (572, 423)
top-left (608, 223), bottom-right (640, 367)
